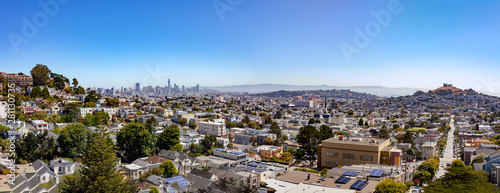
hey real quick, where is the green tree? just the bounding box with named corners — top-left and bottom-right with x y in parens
top-left (157, 125), bottom-right (180, 151)
top-left (82, 114), bottom-right (97, 127)
top-left (72, 78), bottom-right (79, 89)
top-left (273, 111), bottom-right (282, 119)
top-left (418, 159), bottom-right (439, 177)
top-left (296, 125), bottom-right (320, 165)
top-left (319, 124), bottom-right (333, 140)
top-left (52, 74), bottom-right (67, 89)
top-left (84, 102), bottom-right (96, 107)
top-left (117, 123), bottom-right (156, 162)
top-left (41, 86), bottom-right (51, 99)
top-left (413, 170), bottom-right (432, 185)
top-left (58, 123), bottom-right (93, 158)
top-left (319, 168), bottom-right (329, 176)
top-left (264, 116), bottom-right (272, 124)
top-left (148, 186), bottom-right (159, 193)
top-left (358, 118), bottom-right (364, 126)
top-left (227, 143), bottom-right (234, 149)
top-left (76, 86), bottom-right (86, 95)
top-left (31, 64), bottom-right (51, 86)
top-left (308, 118), bottom-right (316, 125)
top-left (62, 103), bottom-right (82, 122)
top-left (200, 134), bottom-right (222, 153)
top-left (423, 167), bottom-right (497, 193)
top-left (160, 160), bottom-right (178, 178)
top-left (374, 179), bottom-right (408, 193)
top-left (105, 98), bottom-right (119, 107)
top-left (31, 86), bottom-right (42, 98)
top-left (378, 125), bottom-right (390, 138)
top-left (472, 153), bottom-right (487, 164)
top-left (269, 122), bottom-right (281, 140)
top-left (15, 131), bottom-right (57, 162)
top-left (94, 111), bottom-right (110, 126)
top-left (451, 159), bottom-right (466, 168)
top-left (170, 144), bottom-right (183, 152)
top-left (59, 130), bottom-right (138, 193)
top-left (44, 114), bottom-right (61, 123)
top-left (84, 90), bottom-right (98, 103)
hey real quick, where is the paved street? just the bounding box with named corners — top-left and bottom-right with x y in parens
top-left (435, 117), bottom-right (457, 178)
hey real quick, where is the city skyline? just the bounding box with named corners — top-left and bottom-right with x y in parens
top-left (1, 1), bottom-right (500, 94)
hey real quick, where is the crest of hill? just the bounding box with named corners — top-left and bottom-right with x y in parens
top-left (432, 84), bottom-right (467, 95)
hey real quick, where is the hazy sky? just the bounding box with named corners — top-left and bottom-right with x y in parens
top-left (1, 0), bottom-right (499, 94)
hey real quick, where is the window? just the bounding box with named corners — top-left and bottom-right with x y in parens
top-left (360, 155), bottom-right (374, 161)
top-left (342, 153), bottom-right (355, 160)
top-left (326, 152), bottom-right (338, 157)
top-left (342, 162), bottom-right (352, 166)
top-left (325, 160), bottom-right (338, 166)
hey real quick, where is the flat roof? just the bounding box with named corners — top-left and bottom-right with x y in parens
top-left (322, 137), bottom-right (389, 146)
top-left (276, 170), bottom-right (379, 193)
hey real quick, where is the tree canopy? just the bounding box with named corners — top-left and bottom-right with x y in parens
top-left (58, 123), bottom-right (93, 158)
top-left (117, 123), bottom-right (156, 162)
top-left (31, 64), bottom-right (51, 86)
top-left (157, 124), bottom-right (180, 151)
top-left (423, 166), bottom-right (498, 193)
top-left (374, 179), bottom-right (408, 193)
top-left (296, 125), bottom-right (320, 164)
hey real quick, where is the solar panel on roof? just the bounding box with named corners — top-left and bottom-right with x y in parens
top-left (335, 185), bottom-right (342, 188)
top-left (335, 176), bottom-right (351, 184)
top-left (343, 171), bottom-right (351, 176)
top-left (166, 176), bottom-right (189, 187)
top-left (350, 180), bottom-right (368, 190)
top-left (369, 169), bottom-right (384, 177)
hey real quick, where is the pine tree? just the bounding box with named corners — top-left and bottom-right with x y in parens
top-left (59, 129), bottom-right (138, 193)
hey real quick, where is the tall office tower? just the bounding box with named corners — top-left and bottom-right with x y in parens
top-left (182, 85), bottom-right (185, 92)
top-left (135, 83), bottom-right (140, 92)
top-left (196, 84), bottom-right (199, 92)
top-left (168, 79), bottom-right (171, 89)
top-left (121, 86), bottom-right (124, 93)
top-left (111, 87), bottom-right (114, 96)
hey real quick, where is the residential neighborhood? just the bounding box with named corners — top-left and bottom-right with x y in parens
top-left (2, 68), bottom-right (500, 193)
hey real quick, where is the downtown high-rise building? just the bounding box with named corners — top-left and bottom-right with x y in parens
top-left (135, 83), bottom-right (140, 92)
top-left (168, 79), bottom-right (171, 89)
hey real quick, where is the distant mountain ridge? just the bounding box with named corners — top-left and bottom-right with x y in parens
top-left (202, 84), bottom-right (423, 97)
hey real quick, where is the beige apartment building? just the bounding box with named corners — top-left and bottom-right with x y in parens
top-left (318, 136), bottom-right (401, 168)
top-left (0, 72), bottom-right (33, 88)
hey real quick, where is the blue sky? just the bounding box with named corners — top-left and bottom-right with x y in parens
top-left (1, 0), bottom-right (499, 94)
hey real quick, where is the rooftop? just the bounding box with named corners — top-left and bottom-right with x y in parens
top-left (322, 136), bottom-right (389, 146)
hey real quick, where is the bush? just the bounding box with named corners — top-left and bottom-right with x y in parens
top-left (294, 168), bottom-right (319, 173)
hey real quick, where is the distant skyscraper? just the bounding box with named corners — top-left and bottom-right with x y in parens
top-left (168, 79), bottom-right (171, 89)
top-left (135, 83), bottom-right (140, 92)
top-left (196, 84), bottom-right (199, 92)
